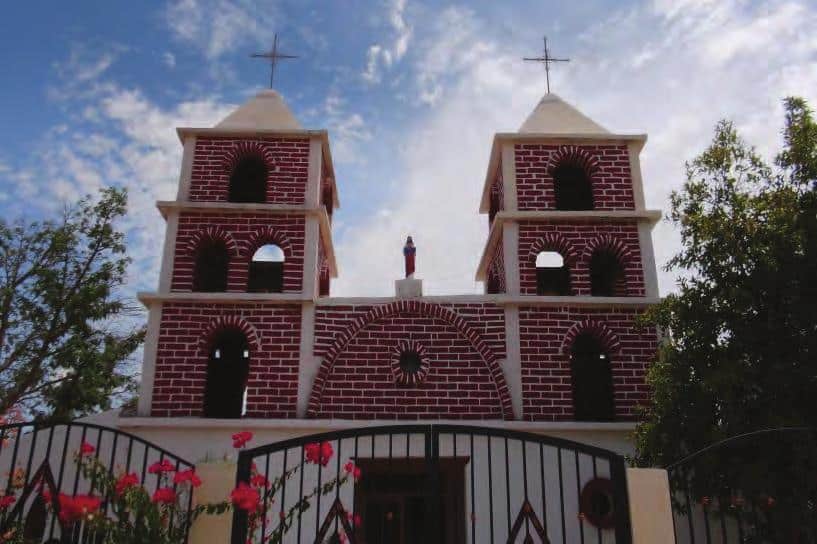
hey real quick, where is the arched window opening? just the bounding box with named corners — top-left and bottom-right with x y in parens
top-left (570, 333), bottom-right (615, 421)
top-left (228, 156), bottom-right (268, 203)
top-left (553, 162), bottom-right (594, 210)
top-left (536, 251), bottom-right (570, 295)
top-left (248, 244), bottom-right (284, 293)
top-left (590, 250), bottom-right (625, 296)
top-left (203, 328), bottom-right (250, 419)
top-left (193, 240), bottom-right (229, 292)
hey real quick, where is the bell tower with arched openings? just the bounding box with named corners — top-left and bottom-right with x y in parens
top-left (136, 89), bottom-right (338, 418)
top-left (476, 93), bottom-right (661, 421)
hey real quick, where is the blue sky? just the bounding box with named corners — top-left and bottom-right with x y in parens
top-left (1, 0), bottom-right (816, 300)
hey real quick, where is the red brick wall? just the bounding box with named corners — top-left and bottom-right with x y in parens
top-left (151, 302), bottom-right (302, 418)
top-left (171, 212), bottom-right (305, 293)
top-left (310, 302), bottom-right (509, 419)
top-left (519, 306), bottom-right (656, 421)
top-left (518, 221), bottom-right (646, 296)
top-left (515, 144), bottom-right (634, 211)
top-left (188, 137), bottom-right (309, 203)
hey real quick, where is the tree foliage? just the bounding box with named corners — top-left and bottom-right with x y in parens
top-left (635, 98), bottom-right (817, 539)
top-left (0, 188), bottom-right (144, 420)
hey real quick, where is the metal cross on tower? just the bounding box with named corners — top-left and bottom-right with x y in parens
top-left (523, 36), bottom-right (570, 94)
top-left (251, 33), bottom-right (298, 88)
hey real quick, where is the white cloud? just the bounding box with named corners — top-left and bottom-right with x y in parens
top-left (319, 93), bottom-right (373, 165)
top-left (165, 0), bottom-right (278, 60)
top-left (48, 45), bottom-right (121, 101)
top-left (7, 59), bottom-right (234, 291)
top-left (335, 8), bottom-right (534, 296)
top-left (163, 52), bottom-right (176, 68)
top-left (362, 0), bottom-right (412, 83)
top-left (331, 0), bottom-right (817, 297)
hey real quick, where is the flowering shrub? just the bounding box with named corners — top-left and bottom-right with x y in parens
top-left (0, 433), bottom-right (361, 544)
top-left (231, 436), bottom-right (361, 544)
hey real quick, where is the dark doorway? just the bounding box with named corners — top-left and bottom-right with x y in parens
top-left (193, 240), bottom-right (229, 292)
top-left (354, 458), bottom-right (467, 544)
top-left (590, 250), bottom-right (625, 296)
top-left (570, 333), bottom-right (615, 421)
top-left (203, 328), bottom-right (250, 418)
top-left (247, 244), bottom-right (284, 293)
top-left (553, 163), bottom-right (594, 210)
top-left (228, 156), bottom-right (268, 203)
top-left (535, 251), bottom-right (571, 295)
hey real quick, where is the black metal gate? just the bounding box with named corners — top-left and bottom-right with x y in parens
top-left (0, 420), bottom-right (196, 543)
top-left (232, 424), bottom-right (632, 544)
top-left (667, 427), bottom-right (817, 544)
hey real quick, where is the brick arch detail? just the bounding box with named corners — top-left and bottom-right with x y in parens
top-left (307, 301), bottom-right (515, 419)
top-left (528, 233), bottom-right (579, 265)
top-left (560, 319), bottom-right (621, 356)
top-left (582, 234), bottom-right (633, 263)
top-left (199, 315), bottom-right (260, 355)
top-left (546, 145), bottom-right (601, 176)
top-left (242, 226), bottom-right (292, 259)
top-left (221, 141), bottom-right (276, 174)
top-left (186, 226), bottom-right (240, 257)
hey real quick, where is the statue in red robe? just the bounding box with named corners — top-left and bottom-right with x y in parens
top-left (403, 236), bottom-right (416, 278)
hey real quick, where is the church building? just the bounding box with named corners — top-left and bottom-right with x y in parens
top-left (133, 88), bottom-right (659, 428)
top-left (119, 87), bottom-right (662, 542)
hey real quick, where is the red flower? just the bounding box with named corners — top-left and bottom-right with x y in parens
top-left (115, 473), bottom-right (140, 496)
top-left (148, 459), bottom-right (176, 474)
top-left (152, 487), bottom-right (176, 504)
top-left (305, 442), bottom-right (334, 466)
top-left (173, 469), bottom-right (202, 488)
top-left (0, 494), bottom-right (15, 510)
top-left (232, 431), bottom-right (253, 449)
top-left (230, 482), bottom-right (260, 512)
top-left (250, 474), bottom-right (269, 489)
top-left (79, 442), bottom-right (95, 456)
top-left (343, 461), bottom-right (362, 481)
top-left (57, 494), bottom-right (101, 523)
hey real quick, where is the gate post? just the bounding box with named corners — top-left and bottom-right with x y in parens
top-left (625, 468), bottom-right (674, 543)
top-left (189, 460), bottom-right (236, 544)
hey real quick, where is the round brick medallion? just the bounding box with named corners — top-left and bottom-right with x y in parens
top-left (390, 340), bottom-right (430, 385)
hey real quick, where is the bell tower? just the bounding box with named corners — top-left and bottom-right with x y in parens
top-left (136, 89), bottom-right (338, 418)
top-left (476, 93), bottom-right (661, 421)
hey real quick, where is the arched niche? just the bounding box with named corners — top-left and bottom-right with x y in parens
top-left (570, 332), bottom-right (615, 421)
top-left (590, 249), bottom-right (626, 296)
top-left (203, 328), bottom-right (251, 419)
top-left (535, 250), bottom-right (571, 295)
top-left (553, 160), bottom-right (594, 210)
top-left (193, 239), bottom-right (230, 292)
top-left (248, 244), bottom-right (285, 293)
top-left (228, 155), bottom-right (268, 203)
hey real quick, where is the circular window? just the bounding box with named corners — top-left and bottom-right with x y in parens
top-left (580, 478), bottom-right (616, 529)
top-left (399, 351), bottom-right (423, 374)
top-left (390, 341), bottom-right (430, 385)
